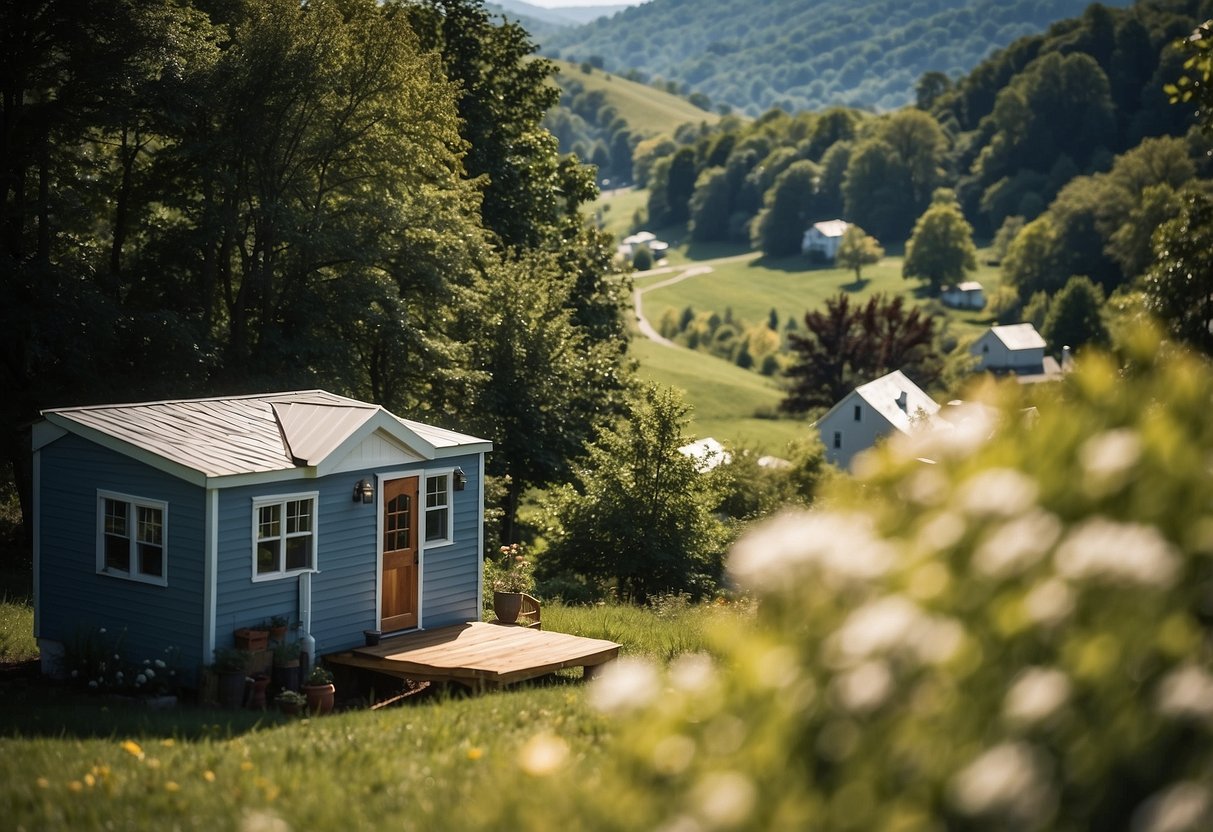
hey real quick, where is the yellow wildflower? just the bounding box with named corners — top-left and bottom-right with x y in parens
top-left (68, 781), bottom-right (83, 793)
top-left (240, 760), bottom-right (254, 772)
top-left (121, 740), bottom-right (145, 760)
top-left (467, 747), bottom-right (484, 761)
top-left (35, 778), bottom-right (49, 789)
top-left (160, 738), bottom-right (176, 748)
top-left (203, 770), bottom-right (216, 783)
top-left (165, 781), bottom-right (180, 793)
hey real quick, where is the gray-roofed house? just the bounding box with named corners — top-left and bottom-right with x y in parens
top-left (801, 219), bottom-right (850, 261)
top-left (971, 323), bottom-right (1063, 382)
top-left (31, 390), bottom-right (490, 684)
top-left (815, 370), bottom-right (941, 470)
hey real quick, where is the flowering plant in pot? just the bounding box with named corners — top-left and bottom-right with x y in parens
top-left (275, 689), bottom-right (307, 716)
top-left (302, 665), bottom-right (335, 715)
top-left (489, 543), bottom-right (534, 624)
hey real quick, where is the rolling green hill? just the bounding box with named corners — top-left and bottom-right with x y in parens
top-left (540, 0), bottom-right (1133, 115)
top-left (550, 60), bottom-right (721, 138)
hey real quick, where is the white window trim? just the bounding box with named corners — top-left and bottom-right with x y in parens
top-left (96, 489), bottom-right (169, 587)
top-left (250, 491), bottom-right (320, 583)
top-left (423, 468), bottom-right (455, 548)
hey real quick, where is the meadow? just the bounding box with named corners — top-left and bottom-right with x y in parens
top-left (0, 591), bottom-right (749, 831)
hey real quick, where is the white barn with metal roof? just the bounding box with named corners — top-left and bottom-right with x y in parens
top-left (31, 391), bottom-right (491, 686)
top-left (971, 323), bottom-right (1049, 374)
top-left (815, 370), bottom-right (942, 470)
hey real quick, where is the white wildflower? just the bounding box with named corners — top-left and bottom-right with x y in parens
top-left (1131, 782), bottom-right (1213, 832)
top-left (143, 659), bottom-right (151, 666)
top-left (903, 405), bottom-right (994, 460)
top-left (901, 467), bottom-right (950, 506)
top-left (136, 674), bottom-right (147, 685)
top-left (1055, 518), bottom-right (1180, 588)
top-left (655, 816), bottom-right (702, 832)
top-left (1003, 667), bottom-right (1071, 726)
top-left (729, 510), bottom-right (894, 591)
top-left (1155, 664), bottom-right (1213, 720)
top-left (519, 733), bottom-right (568, 776)
top-left (831, 660), bottom-right (893, 714)
top-left (88, 680), bottom-right (98, 689)
top-left (973, 509), bottom-right (1063, 579)
top-left (1080, 428), bottom-right (1142, 493)
top-left (669, 653), bottom-right (716, 694)
top-left (961, 469), bottom-right (1039, 517)
top-left (917, 511), bottom-right (966, 553)
top-left (70, 670), bottom-right (78, 679)
top-left (589, 657), bottom-right (659, 714)
top-left (1024, 579), bottom-right (1075, 627)
top-left (949, 742), bottom-right (1055, 825)
top-left (240, 809), bottom-right (290, 832)
top-left (98, 627), bottom-right (106, 634)
top-left (830, 595), bottom-right (962, 666)
top-left (691, 771), bottom-right (756, 829)
top-left (154, 659), bottom-right (166, 669)
top-left (755, 646), bottom-right (799, 690)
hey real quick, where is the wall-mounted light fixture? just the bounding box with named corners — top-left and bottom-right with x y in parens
top-left (453, 467), bottom-right (467, 492)
top-left (353, 479), bottom-right (374, 504)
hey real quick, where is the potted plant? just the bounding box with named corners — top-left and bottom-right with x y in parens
top-left (213, 647), bottom-right (251, 709)
top-left (302, 665), bottom-right (335, 715)
top-left (271, 640), bottom-right (302, 693)
top-left (233, 626), bottom-right (269, 652)
top-left (490, 543), bottom-right (534, 624)
top-left (275, 689), bottom-right (307, 716)
top-left (248, 673), bottom-right (271, 710)
top-left (268, 615), bottom-right (290, 643)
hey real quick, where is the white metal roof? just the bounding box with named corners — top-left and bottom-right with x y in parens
top-left (38, 390), bottom-right (490, 483)
top-left (854, 370), bottom-right (941, 435)
top-left (955, 281), bottom-right (984, 292)
top-left (990, 323), bottom-right (1047, 351)
top-left (811, 219), bottom-right (850, 238)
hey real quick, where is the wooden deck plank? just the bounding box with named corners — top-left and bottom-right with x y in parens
top-left (326, 621), bottom-right (621, 688)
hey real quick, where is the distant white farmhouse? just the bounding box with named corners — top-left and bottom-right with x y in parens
top-left (801, 219), bottom-right (850, 261)
top-left (970, 323), bottom-right (1065, 383)
top-left (941, 281), bottom-right (986, 310)
top-left (678, 437), bottom-right (731, 472)
top-left (815, 370), bottom-right (940, 470)
top-left (618, 230), bottom-right (669, 264)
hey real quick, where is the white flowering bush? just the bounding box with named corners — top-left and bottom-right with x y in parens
top-left (62, 627), bottom-right (180, 698)
top-left (551, 330), bottom-right (1213, 830)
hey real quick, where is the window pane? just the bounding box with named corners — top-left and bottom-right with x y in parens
top-left (286, 499), bottom-right (311, 534)
top-left (258, 505), bottom-right (280, 539)
top-left (139, 543), bottom-right (163, 578)
top-left (105, 534), bottom-right (130, 572)
top-left (285, 536), bottom-right (311, 571)
top-left (137, 506), bottom-right (162, 545)
top-left (426, 476), bottom-right (447, 509)
top-left (105, 499), bottom-right (128, 536)
top-left (257, 542), bottom-right (279, 574)
top-left (425, 508), bottom-right (447, 542)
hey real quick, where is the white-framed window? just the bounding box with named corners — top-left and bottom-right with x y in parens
top-left (97, 490), bottom-right (168, 586)
top-left (424, 472), bottom-right (453, 545)
top-left (251, 492), bottom-right (318, 581)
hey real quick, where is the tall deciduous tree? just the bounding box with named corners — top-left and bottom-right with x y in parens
top-left (753, 159), bottom-right (821, 257)
top-left (835, 225), bottom-right (884, 283)
top-left (539, 384), bottom-right (725, 601)
top-left (782, 293), bottom-right (938, 413)
top-left (902, 189), bottom-right (978, 292)
top-left (1145, 191), bottom-right (1213, 355)
top-left (1041, 275), bottom-right (1108, 351)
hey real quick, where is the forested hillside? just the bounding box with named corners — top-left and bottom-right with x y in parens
top-left (626, 0), bottom-right (1210, 378)
top-left (0, 0), bottom-right (630, 543)
top-left (542, 0), bottom-right (1133, 115)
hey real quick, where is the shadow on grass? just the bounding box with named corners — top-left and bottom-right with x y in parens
top-left (0, 675), bottom-right (290, 740)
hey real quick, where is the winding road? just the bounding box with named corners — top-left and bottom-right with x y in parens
top-left (631, 252), bottom-right (757, 348)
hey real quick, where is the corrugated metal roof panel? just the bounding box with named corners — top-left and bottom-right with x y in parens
top-left (44, 390), bottom-right (487, 479)
top-left (991, 323), bottom-right (1047, 351)
top-left (855, 370), bottom-right (941, 436)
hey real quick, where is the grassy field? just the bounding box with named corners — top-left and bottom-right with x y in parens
top-left (550, 60), bottom-right (721, 139)
top-left (0, 588), bottom-right (750, 830)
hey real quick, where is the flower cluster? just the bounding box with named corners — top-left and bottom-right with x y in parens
top-left (63, 627), bottom-right (180, 697)
top-left (489, 543), bottom-right (534, 594)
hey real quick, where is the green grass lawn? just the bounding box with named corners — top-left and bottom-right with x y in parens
top-left (0, 591), bottom-right (750, 831)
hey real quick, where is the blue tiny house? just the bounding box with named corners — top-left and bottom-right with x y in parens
top-left (31, 391), bottom-right (491, 684)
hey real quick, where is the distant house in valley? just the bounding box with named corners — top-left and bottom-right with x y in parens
top-left (618, 230), bottom-right (669, 265)
top-left (941, 281), bottom-right (986, 310)
top-left (815, 370), bottom-right (941, 470)
top-left (677, 437), bottom-right (731, 472)
top-left (801, 219), bottom-right (850, 261)
top-left (971, 323), bottom-right (1063, 383)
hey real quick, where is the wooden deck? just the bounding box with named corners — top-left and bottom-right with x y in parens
top-left (325, 622), bottom-right (621, 689)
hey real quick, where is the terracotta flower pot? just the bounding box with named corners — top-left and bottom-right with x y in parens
top-left (233, 628), bottom-right (269, 651)
top-left (493, 591), bottom-right (524, 624)
top-left (303, 683), bottom-right (335, 715)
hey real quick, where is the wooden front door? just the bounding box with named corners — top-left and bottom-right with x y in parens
top-left (381, 477), bottom-right (419, 632)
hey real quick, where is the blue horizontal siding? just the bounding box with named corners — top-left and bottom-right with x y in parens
top-left (38, 434), bottom-right (206, 682)
top-left (215, 452), bottom-right (483, 656)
